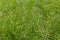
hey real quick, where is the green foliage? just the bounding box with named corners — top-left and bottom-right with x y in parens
top-left (0, 0), bottom-right (60, 40)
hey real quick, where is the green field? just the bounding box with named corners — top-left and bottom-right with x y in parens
top-left (0, 0), bottom-right (60, 40)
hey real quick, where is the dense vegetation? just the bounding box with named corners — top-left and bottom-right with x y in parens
top-left (0, 0), bottom-right (60, 40)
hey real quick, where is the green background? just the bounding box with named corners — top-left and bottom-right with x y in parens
top-left (0, 0), bottom-right (60, 40)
